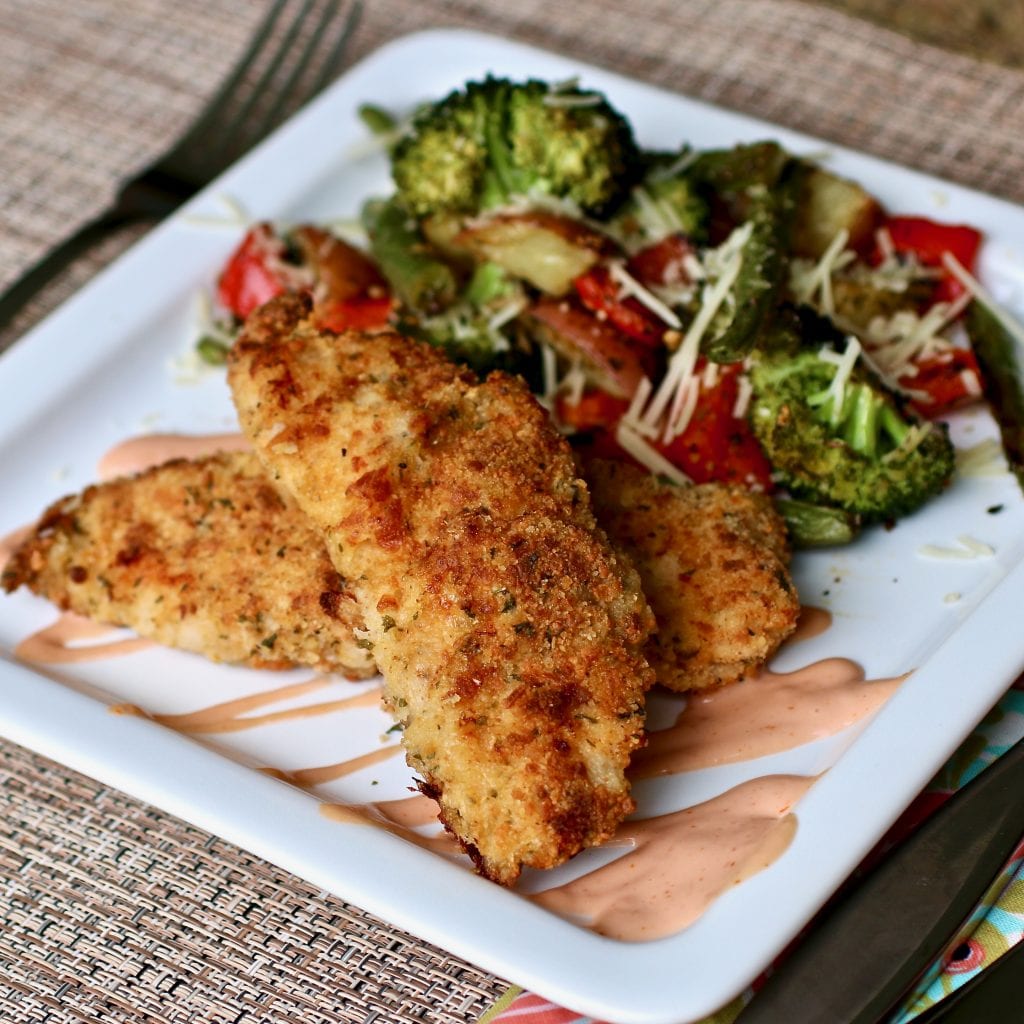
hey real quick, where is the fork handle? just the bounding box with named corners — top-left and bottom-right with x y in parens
top-left (0, 172), bottom-right (188, 338)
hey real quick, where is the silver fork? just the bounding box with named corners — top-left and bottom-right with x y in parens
top-left (0, 0), bottom-right (362, 334)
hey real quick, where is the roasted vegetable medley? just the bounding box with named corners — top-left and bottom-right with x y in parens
top-left (202, 76), bottom-right (1024, 545)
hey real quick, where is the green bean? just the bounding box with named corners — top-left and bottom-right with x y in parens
top-left (775, 498), bottom-right (860, 548)
top-left (690, 142), bottom-right (796, 364)
top-left (965, 300), bottom-right (1024, 492)
top-left (196, 336), bottom-right (230, 366)
top-left (357, 102), bottom-right (399, 136)
top-left (463, 262), bottom-right (512, 306)
top-left (361, 198), bottom-right (458, 314)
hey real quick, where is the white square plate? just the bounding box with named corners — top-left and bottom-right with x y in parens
top-left (3, 29), bottom-right (1024, 1024)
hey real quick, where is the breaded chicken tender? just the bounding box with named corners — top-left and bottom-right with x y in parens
top-left (2, 451), bottom-right (375, 677)
top-left (228, 295), bottom-right (654, 885)
top-left (585, 459), bottom-right (799, 692)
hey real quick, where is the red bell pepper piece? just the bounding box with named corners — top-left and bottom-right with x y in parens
top-left (316, 295), bottom-right (394, 333)
top-left (217, 223), bottom-right (292, 319)
top-left (555, 390), bottom-right (630, 432)
top-left (627, 233), bottom-right (696, 288)
top-left (656, 362), bottom-right (774, 491)
top-left (530, 297), bottom-right (655, 399)
top-left (560, 367), bottom-right (773, 492)
top-left (878, 216), bottom-right (983, 304)
top-left (572, 267), bottom-right (667, 348)
top-left (900, 348), bottom-right (984, 418)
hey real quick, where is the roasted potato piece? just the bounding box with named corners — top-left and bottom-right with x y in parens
top-left (420, 212), bottom-right (476, 266)
top-left (792, 164), bottom-right (883, 258)
top-left (455, 211), bottom-right (610, 295)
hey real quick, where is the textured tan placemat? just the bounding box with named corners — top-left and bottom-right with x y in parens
top-left (0, 741), bottom-right (504, 1023)
top-left (3, 1), bottom-right (1024, 1021)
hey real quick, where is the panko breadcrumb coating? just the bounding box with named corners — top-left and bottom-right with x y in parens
top-left (228, 294), bottom-right (654, 885)
top-left (584, 458), bottom-right (799, 692)
top-left (2, 450), bottom-right (375, 677)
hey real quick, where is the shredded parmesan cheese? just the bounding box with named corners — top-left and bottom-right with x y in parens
top-left (647, 149), bottom-right (698, 182)
top-left (732, 373), bottom-right (753, 419)
top-left (943, 252), bottom-right (1024, 353)
top-left (701, 360), bottom-right (721, 389)
top-left (790, 225), bottom-right (966, 403)
top-left (181, 193), bottom-right (252, 228)
top-left (607, 260), bottom-right (682, 328)
top-left (790, 228), bottom-right (854, 316)
top-left (918, 535), bottom-right (995, 560)
top-left (547, 76), bottom-right (582, 93)
top-left (540, 344), bottom-right (559, 408)
top-left (665, 377), bottom-right (701, 443)
top-left (615, 421), bottom-right (692, 486)
top-left (876, 226), bottom-right (895, 261)
top-left (561, 361), bottom-right (587, 407)
top-left (325, 217), bottom-right (369, 246)
top-left (625, 376), bottom-right (653, 423)
top-left (630, 186), bottom-right (685, 242)
top-left (630, 221), bottom-right (753, 441)
top-left (955, 438), bottom-right (1009, 477)
top-left (538, 348), bottom-right (588, 433)
top-left (487, 297), bottom-right (528, 332)
top-left (960, 535), bottom-right (996, 555)
top-left (810, 336), bottom-right (862, 426)
top-left (541, 92), bottom-right (603, 108)
top-left (859, 291), bottom-right (972, 383)
top-left (881, 421), bottom-right (933, 463)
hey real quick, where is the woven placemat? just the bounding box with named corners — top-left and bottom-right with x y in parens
top-left (0, 741), bottom-right (503, 1023)
top-left (3, 1), bottom-right (1024, 1021)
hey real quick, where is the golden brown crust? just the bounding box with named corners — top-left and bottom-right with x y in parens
top-left (228, 295), bottom-right (654, 885)
top-left (584, 458), bottom-right (799, 692)
top-left (2, 450), bottom-right (375, 677)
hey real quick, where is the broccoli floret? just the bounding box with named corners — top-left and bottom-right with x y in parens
top-left (608, 152), bottom-right (709, 246)
top-left (828, 270), bottom-right (935, 335)
top-left (748, 326), bottom-right (955, 523)
top-left (392, 77), bottom-right (640, 218)
top-left (644, 174), bottom-right (708, 240)
top-left (406, 306), bottom-right (537, 380)
top-left (414, 308), bottom-right (507, 374)
top-left (392, 260), bottom-right (534, 378)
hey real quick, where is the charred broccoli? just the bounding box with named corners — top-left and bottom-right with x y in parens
top-left (391, 77), bottom-right (640, 218)
top-left (607, 152), bottom-right (709, 247)
top-left (390, 259), bottom-right (536, 377)
top-left (748, 314), bottom-right (955, 522)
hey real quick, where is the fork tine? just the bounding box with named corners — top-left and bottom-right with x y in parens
top-left (306, 0), bottom-right (363, 97)
top-left (175, 0), bottom-right (291, 151)
top-left (211, 0), bottom-right (319, 161)
top-left (256, 0), bottom-right (361, 138)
